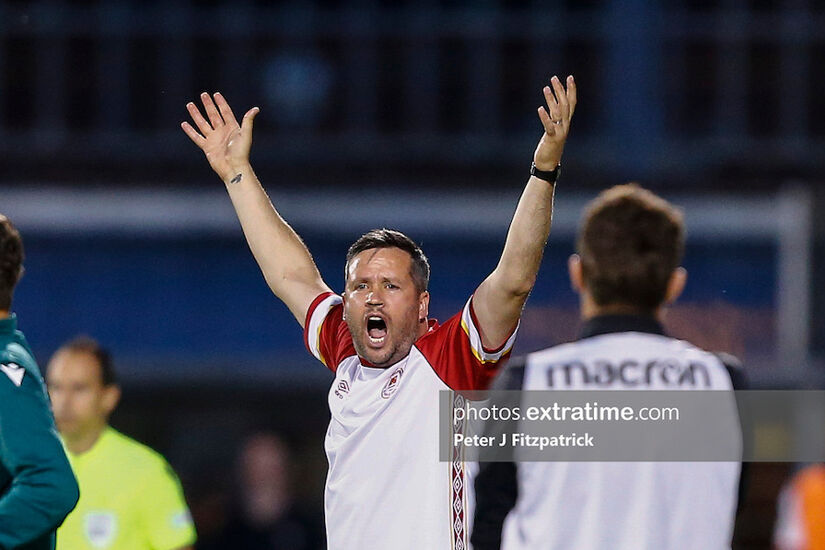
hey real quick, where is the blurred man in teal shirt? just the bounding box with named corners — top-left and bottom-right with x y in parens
top-left (0, 214), bottom-right (79, 549)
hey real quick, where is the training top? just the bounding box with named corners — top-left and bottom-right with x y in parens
top-left (57, 427), bottom-right (196, 550)
top-left (0, 314), bottom-right (79, 550)
top-left (304, 292), bottom-right (517, 550)
top-left (473, 314), bottom-right (746, 550)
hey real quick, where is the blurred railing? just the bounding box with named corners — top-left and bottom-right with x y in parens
top-left (1, 0), bottom-right (825, 179)
top-left (2, 184), bottom-right (812, 388)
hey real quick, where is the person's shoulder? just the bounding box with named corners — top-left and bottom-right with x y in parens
top-left (0, 340), bottom-right (45, 393)
top-left (412, 308), bottom-right (461, 351)
top-left (104, 429), bottom-right (174, 473)
top-left (0, 339), bottom-right (39, 372)
top-left (662, 338), bottom-right (747, 385)
top-left (709, 350), bottom-right (744, 370)
top-left (417, 296), bottom-right (486, 344)
top-left (644, 335), bottom-right (748, 390)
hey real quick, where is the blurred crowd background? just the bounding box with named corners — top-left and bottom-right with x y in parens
top-left (3, 0), bottom-right (825, 548)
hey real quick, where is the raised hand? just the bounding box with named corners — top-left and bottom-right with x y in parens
top-left (181, 92), bottom-right (259, 183)
top-left (534, 75), bottom-right (576, 171)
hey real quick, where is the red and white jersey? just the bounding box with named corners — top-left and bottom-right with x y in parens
top-left (304, 291), bottom-right (517, 550)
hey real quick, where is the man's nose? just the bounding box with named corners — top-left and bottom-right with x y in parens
top-left (366, 289), bottom-right (383, 305)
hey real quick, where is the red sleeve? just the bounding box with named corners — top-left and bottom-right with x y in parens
top-left (415, 297), bottom-right (519, 391)
top-left (303, 292), bottom-right (356, 372)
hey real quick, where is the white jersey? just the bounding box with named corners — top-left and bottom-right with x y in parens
top-left (304, 291), bottom-right (517, 550)
top-left (473, 316), bottom-right (744, 550)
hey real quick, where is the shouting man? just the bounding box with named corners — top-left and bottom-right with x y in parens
top-left (182, 76), bottom-right (576, 549)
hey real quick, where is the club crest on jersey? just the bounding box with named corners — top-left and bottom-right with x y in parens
top-left (84, 511), bottom-right (117, 548)
top-left (334, 380), bottom-right (350, 399)
top-left (381, 368), bottom-right (404, 399)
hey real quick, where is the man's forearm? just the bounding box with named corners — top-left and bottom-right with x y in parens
top-left (493, 176), bottom-right (555, 296)
top-left (455, 76), bottom-right (573, 350)
top-left (471, 175), bottom-right (554, 350)
top-left (223, 163), bottom-right (330, 324)
top-left (182, 93), bottom-right (330, 324)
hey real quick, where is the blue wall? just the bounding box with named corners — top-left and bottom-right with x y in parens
top-left (13, 231), bottom-right (776, 380)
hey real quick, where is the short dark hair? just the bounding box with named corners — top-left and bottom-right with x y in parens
top-left (577, 184), bottom-right (685, 311)
top-left (55, 336), bottom-right (118, 387)
top-left (0, 215), bottom-right (24, 311)
top-left (345, 229), bottom-right (430, 293)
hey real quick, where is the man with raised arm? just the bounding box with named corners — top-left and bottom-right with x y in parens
top-left (182, 75), bottom-right (576, 550)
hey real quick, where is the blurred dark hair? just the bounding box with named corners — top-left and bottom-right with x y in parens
top-left (0, 215), bottom-right (24, 311)
top-left (345, 229), bottom-right (430, 293)
top-left (577, 184), bottom-right (685, 311)
top-left (55, 336), bottom-right (118, 387)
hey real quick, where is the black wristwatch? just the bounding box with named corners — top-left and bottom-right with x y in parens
top-left (530, 162), bottom-right (561, 184)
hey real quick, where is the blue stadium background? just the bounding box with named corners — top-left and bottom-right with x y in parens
top-left (3, 0), bottom-right (824, 547)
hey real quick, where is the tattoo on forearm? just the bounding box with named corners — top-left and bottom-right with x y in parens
top-left (229, 173), bottom-right (242, 184)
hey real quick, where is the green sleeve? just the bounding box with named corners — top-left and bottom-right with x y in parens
top-left (0, 363), bottom-right (79, 549)
top-left (139, 459), bottom-right (196, 550)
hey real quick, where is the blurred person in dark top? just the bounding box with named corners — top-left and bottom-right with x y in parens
top-left (202, 433), bottom-right (323, 550)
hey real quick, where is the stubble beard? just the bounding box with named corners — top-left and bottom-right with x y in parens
top-left (347, 306), bottom-right (421, 368)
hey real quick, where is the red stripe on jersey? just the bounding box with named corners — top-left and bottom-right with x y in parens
top-left (303, 292), bottom-right (356, 373)
top-left (415, 310), bottom-right (509, 391)
top-left (303, 292), bottom-right (335, 347)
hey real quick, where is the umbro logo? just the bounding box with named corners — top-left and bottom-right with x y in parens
top-left (0, 362), bottom-right (25, 387)
top-left (334, 380), bottom-right (350, 400)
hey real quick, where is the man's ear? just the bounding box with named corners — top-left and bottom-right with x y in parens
top-left (664, 267), bottom-right (687, 305)
top-left (102, 385), bottom-right (121, 416)
top-left (341, 292), bottom-right (347, 320)
top-left (419, 291), bottom-right (430, 322)
top-left (568, 254), bottom-right (584, 294)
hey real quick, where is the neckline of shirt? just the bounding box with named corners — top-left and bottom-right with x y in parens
top-left (357, 355), bottom-right (410, 379)
top-left (578, 314), bottom-right (665, 340)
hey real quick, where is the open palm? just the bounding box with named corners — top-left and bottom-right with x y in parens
top-left (534, 75), bottom-right (576, 170)
top-left (181, 92), bottom-right (259, 182)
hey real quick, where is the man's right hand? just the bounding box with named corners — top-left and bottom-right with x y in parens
top-left (181, 92), bottom-right (259, 183)
top-left (181, 92), bottom-right (331, 326)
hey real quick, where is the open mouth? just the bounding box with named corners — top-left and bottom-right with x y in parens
top-left (367, 316), bottom-right (388, 344)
